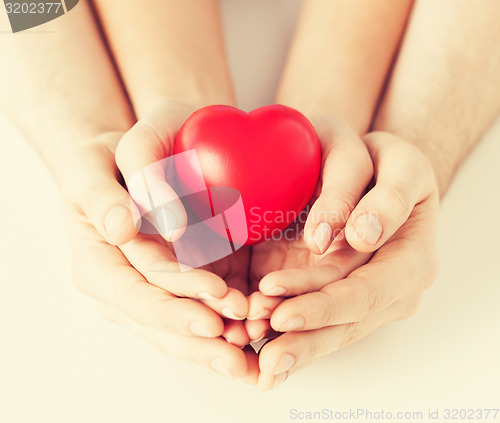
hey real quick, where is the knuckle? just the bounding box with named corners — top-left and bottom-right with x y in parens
top-left (306, 337), bottom-right (320, 362)
top-left (283, 332), bottom-right (302, 351)
top-left (337, 191), bottom-right (358, 218)
top-left (313, 190), bottom-right (357, 227)
top-left (320, 284), bottom-right (352, 324)
top-left (380, 184), bottom-right (412, 220)
top-left (284, 331), bottom-right (318, 362)
top-left (322, 263), bottom-right (342, 282)
top-left (339, 322), bottom-right (362, 349)
top-left (360, 282), bottom-right (386, 318)
top-left (316, 291), bottom-right (334, 327)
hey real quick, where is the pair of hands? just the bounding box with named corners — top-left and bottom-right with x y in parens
top-left (60, 102), bottom-right (439, 390)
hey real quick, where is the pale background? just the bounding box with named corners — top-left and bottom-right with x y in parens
top-left (1, 1), bottom-right (499, 422)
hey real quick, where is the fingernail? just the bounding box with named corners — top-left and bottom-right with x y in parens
top-left (274, 371), bottom-right (288, 388)
top-left (313, 222), bottom-right (333, 254)
top-left (189, 321), bottom-right (213, 337)
top-left (247, 308), bottom-right (271, 320)
top-left (221, 308), bottom-right (245, 320)
top-left (156, 206), bottom-right (177, 241)
top-left (211, 357), bottom-right (232, 377)
top-left (198, 292), bottom-right (219, 301)
top-left (353, 213), bottom-right (382, 245)
top-left (104, 205), bottom-right (130, 237)
top-left (261, 286), bottom-right (286, 296)
top-left (280, 315), bottom-right (305, 331)
top-left (251, 334), bottom-right (265, 343)
top-left (273, 353), bottom-right (295, 375)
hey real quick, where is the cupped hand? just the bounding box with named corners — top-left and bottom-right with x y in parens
top-left (63, 198), bottom-right (250, 380)
top-left (58, 107), bottom-right (254, 381)
top-left (114, 102), bottom-right (249, 320)
top-left (253, 131), bottom-right (439, 390)
top-left (246, 115), bottom-right (373, 336)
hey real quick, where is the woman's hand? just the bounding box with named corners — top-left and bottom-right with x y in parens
top-left (253, 132), bottom-right (439, 390)
top-left (63, 197), bottom-right (250, 380)
top-left (114, 102), bottom-right (251, 332)
top-left (59, 119), bottom-right (254, 380)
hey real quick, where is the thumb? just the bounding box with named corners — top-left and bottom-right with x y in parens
top-left (345, 132), bottom-right (436, 252)
top-left (115, 107), bottom-right (191, 242)
top-left (303, 119), bottom-right (373, 254)
top-left (62, 133), bottom-right (139, 245)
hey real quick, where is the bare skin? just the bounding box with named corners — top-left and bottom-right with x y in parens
top-left (250, 0), bottom-right (500, 390)
top-left (0, 0), bottom-right (252, 380)
top-left (1, 0), bottom-right (500, 390)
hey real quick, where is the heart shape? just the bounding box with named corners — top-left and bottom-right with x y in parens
top-left (174, 104), bottom-right (321, 245)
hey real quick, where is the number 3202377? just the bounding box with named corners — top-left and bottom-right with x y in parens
top-left (5, 2), bottom-right (62, 14)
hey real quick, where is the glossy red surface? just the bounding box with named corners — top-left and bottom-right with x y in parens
top-left (174, 104), bottom-right (321, 245)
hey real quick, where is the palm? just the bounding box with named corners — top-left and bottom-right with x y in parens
top-left (202, 246), bottom-right (251, 295)
top-left (250, 224), bottom-right (316, 286)
top-left (250, 221), bottom-right (370, 290)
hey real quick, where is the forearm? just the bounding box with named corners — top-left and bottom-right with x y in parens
top-left (276, 0), bottom-right (413, 134)
top-left (93, 0), bottom-right (234, 117)
top-left (373, 0), bottom-right (500, 196)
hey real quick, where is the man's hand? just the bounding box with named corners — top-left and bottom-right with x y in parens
top-left (246, 115), bottom-right (374, 343)
top-left (251, 132), bottom-right (439, 390)
top-left (63, 198), bottom-right (250, 380)
top-left (300, 115), bottom-right (374, 255)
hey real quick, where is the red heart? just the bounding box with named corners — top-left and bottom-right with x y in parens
top-left (174, 105), bottom-right (321, 245)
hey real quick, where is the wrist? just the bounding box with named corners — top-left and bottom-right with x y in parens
top-left (126, 72), bottom-right (235, 119)
top-left (275, 90), bottom-right (372, 136)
